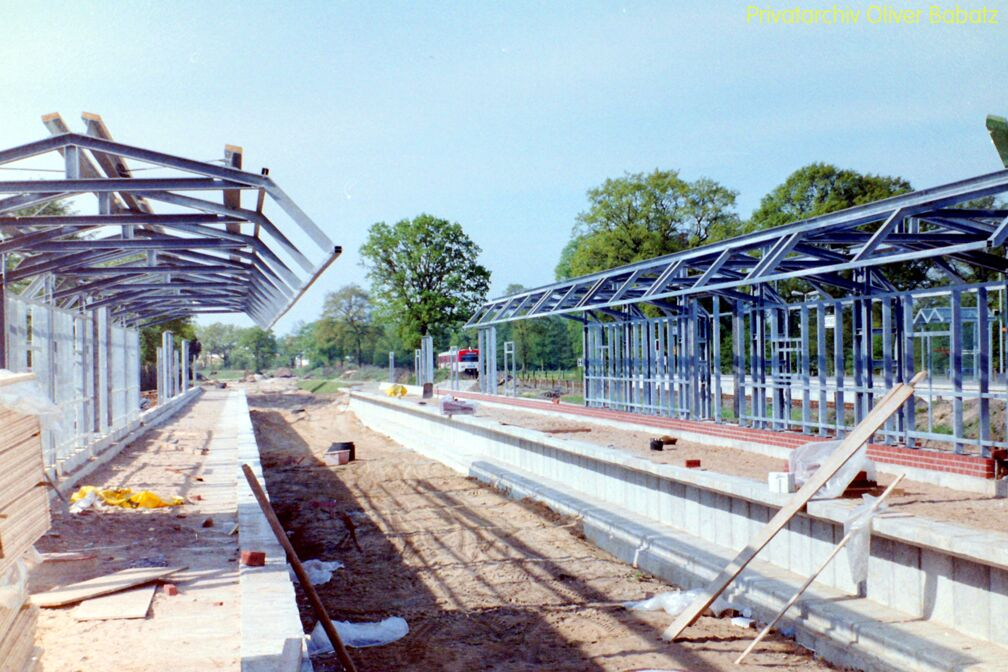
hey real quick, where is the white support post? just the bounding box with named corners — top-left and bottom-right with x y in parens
top-left (181, 340), bottom-right (190, 392)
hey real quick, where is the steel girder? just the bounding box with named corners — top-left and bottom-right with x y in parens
top-left (467, 168), bottom-right (1008, 327)
top-left (0, 113), bottom-right (340, 328)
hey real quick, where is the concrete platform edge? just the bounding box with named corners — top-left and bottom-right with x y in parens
top-left (232, 389), bottom-right (310, 672)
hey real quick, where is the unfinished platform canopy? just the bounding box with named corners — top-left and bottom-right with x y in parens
top-left (0, 113), bottom-right (338, 475)
top-left (467, 167), bottom-right (1008, 456)
top-left (0, 113), bottom-right (340, 330)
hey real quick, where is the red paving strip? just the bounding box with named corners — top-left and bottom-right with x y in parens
top-left (440, 389), bottom-right (996, 480)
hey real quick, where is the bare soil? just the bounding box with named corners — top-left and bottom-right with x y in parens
top-left (33, 393), bottom-right (240, 672)
top-left (246, 386), bottom-right (840, 672)
top-left (477, 405), bottom-right (1008, 535)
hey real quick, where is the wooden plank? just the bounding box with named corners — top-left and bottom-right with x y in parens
top-left (30, 566), bottom-right (183, 608)
top-left (0, 605), bottom-right (37, 672)
top-left (662, 372), bottom-right (925, 641)
top-left (0, 418), bottom-right (42, 450)
top-left (73, 584), bottom-right (156, 621)
top-left (734, 474), bottom-right (906, 664)
top-left (0, 487), bottom-right (50, 574)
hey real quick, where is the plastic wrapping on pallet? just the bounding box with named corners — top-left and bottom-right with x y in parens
top-left (789, 440), bottom-right (876, 499)
top-left (0, 373), bottom-right (62, 430)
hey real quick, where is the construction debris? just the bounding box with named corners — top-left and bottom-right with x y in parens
top-left (31, 566), bottom-right (184, 608)
top-left (541, 427), bottom-right (592, 434)
top-left (68, 486), bottom-right (184, 511)
top-left (73, 585), bottom-right (157, 621)
top-left (662, 372), bottom-right (925, 641)
top-left (240, 551), bottom-right (266, 567)
top-left (439, 396), bottom-right (476, 417)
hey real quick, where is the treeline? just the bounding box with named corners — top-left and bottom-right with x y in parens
top-left (170, 161), bottom-right (1002, 374)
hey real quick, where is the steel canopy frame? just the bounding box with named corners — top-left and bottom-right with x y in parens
top-left (0, 113), bottom-right (340, 328)
top-left (466, 168), bottom-right (1008, 327)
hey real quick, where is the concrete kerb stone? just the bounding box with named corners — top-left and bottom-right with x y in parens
top-left (231, 389), bottom-right (309, 672)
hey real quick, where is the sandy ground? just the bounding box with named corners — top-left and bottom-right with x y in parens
top-left (477, 404), bottom-right (1008, 534)
top-left (33, 392), bottom-right (240, 672)
top-left (246, 384), bottom-right (840, 672)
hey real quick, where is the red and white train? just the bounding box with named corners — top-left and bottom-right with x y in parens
top-left (437, 348), bottom-right (480, 376)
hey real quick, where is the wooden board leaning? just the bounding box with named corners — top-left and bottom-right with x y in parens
top-left (662, 371), bottom-right (926, 641)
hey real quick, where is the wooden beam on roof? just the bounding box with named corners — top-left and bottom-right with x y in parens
top-left (80, 112), bottom-right (154, 215)
top-left (224, 145), bottom-right (244, 264)
top-left (41, 113), bottom-right (127, 213)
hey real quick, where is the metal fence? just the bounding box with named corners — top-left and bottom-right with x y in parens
top-left (580, 281), bottom-right (1008, 457)
top-left (4, 295), bottom-right (141, 473)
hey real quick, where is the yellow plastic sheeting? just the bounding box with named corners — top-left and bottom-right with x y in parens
top-left (69, 486), bottom-right (184, 509)
top-left (385, 384), bottom-right (407, 398)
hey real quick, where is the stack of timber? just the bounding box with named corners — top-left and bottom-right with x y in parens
top-left (0, 372), bottom-right (50, 672)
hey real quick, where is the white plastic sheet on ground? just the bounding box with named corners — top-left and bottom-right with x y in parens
top-left (789, 440), bottom-right (876, 499)
top-left (307, 616), bottom-right (409, 653)
top-left (844, 493), bottom-right (885, 584)
top-left (624, 588), bottom-right (734, 618)
top-left (69, 489), bottom-right (100, 514)
top-left (288, 559), bottom-right (343, 586)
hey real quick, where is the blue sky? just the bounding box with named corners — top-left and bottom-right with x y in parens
top-left (1, 1), bottom-right (1005, 334)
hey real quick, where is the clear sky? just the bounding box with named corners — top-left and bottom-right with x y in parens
top-left (1, 1), bottom-right (1005, 334)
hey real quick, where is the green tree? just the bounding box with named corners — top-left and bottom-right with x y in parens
top-left (360, 214), bottom-right (491, 346)
top-left (238, 327), bottom-right (277, 372)
top-left (565, 169), bottom-right (740, 277)
top-left (276, 326), bottom-right (311, 368)
top-left (195, 322), bottom-right (241, 368)
top-left (140, 318), bottom-right (196, 366)
top-left (322, 284), bottom-right (372, 366)
top-left (747, 162), bottom-right (912, 231)
top-left (746, 163), bottom-right (918, 292)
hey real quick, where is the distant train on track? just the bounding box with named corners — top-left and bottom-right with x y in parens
top-left (437, 348), bottom-right (480, 376)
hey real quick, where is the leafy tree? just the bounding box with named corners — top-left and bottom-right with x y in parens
top-left (238, 327), bottom-right (277, 372)
top-left (140, 318), bottom-right (196, 366)
top-left (746, 163), bottom-right (918, 292)
top-left (196, 322), bottom-right (242, 368)
top-left (360, 214), bottom-right (491, 346)
top-left (276, 332), bottom-right (304, 368)
top-left (565, 169), bottom-right (740, 277)
top-left (322, 284), bottom-right (373, 365)
top-left (747, 162), bottom-right (911, 231)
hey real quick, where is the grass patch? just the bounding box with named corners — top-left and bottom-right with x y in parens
top-left (206, 369), bottom-right (245, 381)
top-left (297, 379), bottom-right (343, 394)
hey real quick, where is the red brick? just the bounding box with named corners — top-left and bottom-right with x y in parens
top-left (241, 550), bottom-right (266, 567)
top-left (163, 583), bottom-right (179, 596)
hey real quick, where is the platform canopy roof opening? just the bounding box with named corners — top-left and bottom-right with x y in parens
top-left (466, 167), bottom-right (1008, 327)
top-left (0, 113), bottom-right (340, 328)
